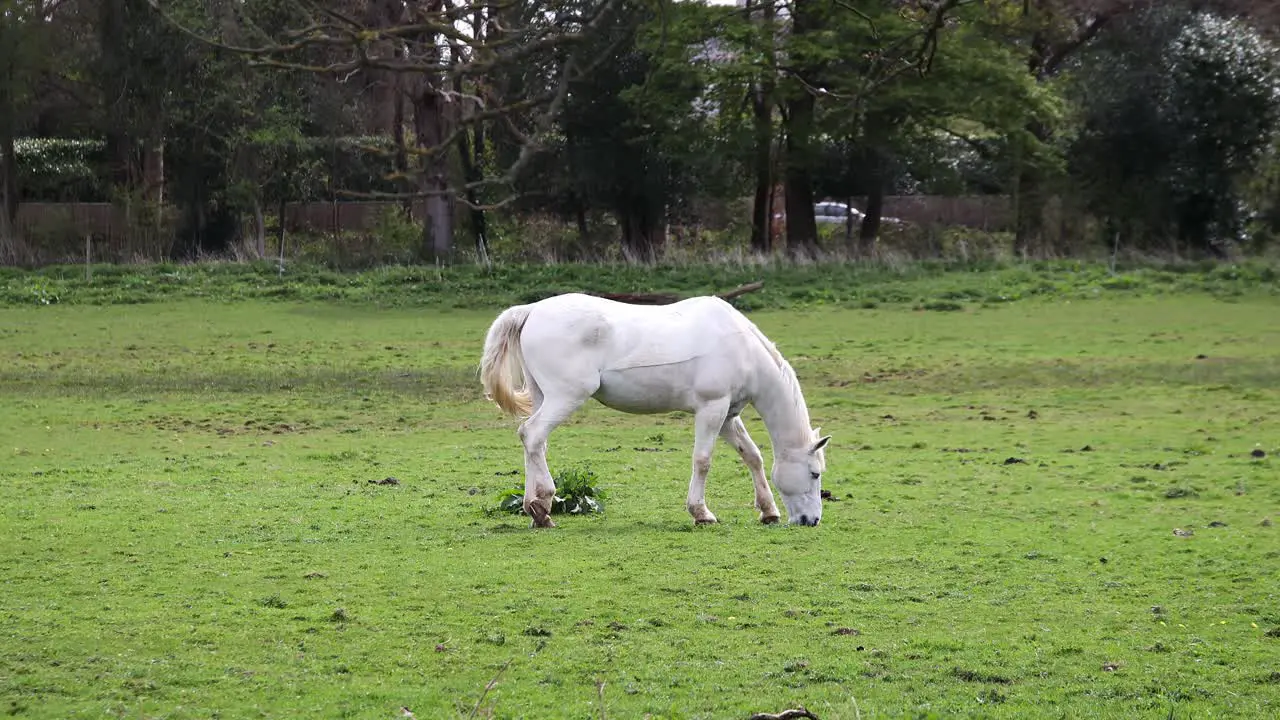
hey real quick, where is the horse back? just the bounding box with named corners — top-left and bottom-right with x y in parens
top-left (523, 293), bottom-right (765, 372)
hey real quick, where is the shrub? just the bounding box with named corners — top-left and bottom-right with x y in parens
top-left (14, 138), bottom-right (110, 202)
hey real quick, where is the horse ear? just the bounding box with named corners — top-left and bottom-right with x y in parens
top-left (811, 435), bottom-right (831, 454)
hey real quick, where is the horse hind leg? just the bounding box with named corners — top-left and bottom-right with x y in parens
top-left (518, 385), bottom-right (587, 529)
top-left (719, 415), bottom-right (781, 524)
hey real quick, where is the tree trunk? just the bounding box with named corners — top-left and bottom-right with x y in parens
top-left (860, 189), bottom-right (884, 257)
top-left (783, 93), bottom-right (819, 257)
top-left (782, 0), bottom-right (820, 257)
top-left (0, 105), bottom-right (19, 263)
top-left (748, 0), bottom-right (776, 254)
top-left (843, 195), bottom-right (856, 249)
top-left (98, 0), bottom-right (142, 194)
top-left (618, 199), bottom-right (663, 262)
top-left (412, 94), bottom-right (451, 261)
top-left (392, 65), bottom-right (410, 219)
top-left (618, 206), bottom-right (639, 259)
top-left (251, 196), bottom-right (266, 257)
top-left (363, 0), bottom-right (402, 135)
top-left (173, 199), bottom-right (206, 261)
top-left (104, 132), bottom-right (139, 191)
top-left (575, 204), bottom-right (589, 248)
top-left (276, 198), bottom-right (286, 258)
top-left (142, 136), bottom-right (164, 205)
top-left (421, 192), bottom-right (453, 262)
top-left (0, 158), bottom-right (18, 264)
top-left (455, 76), bottom-right (488, 262)
top-left (854, 113), bottom-right (894, 256)
top-left (1013, 121), bottom-right (1049, 258)
top-left (859, 147), bottom-right (886, 256)
top-left (412, 2), bottom-right (453, 263)
top-left (750, 155), bottom-right (773, 254)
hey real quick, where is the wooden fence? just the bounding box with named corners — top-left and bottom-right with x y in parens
top-left (280, 200), bottom-right (431, 234)
top-left (11, 196), bottom-right (1014, 263)
top-left (881, 195), bottom-right (1012, 230)
top-left (12, 203), bottom-right (173, 262)
top-left (18, 196), bottom-right (1012, 237)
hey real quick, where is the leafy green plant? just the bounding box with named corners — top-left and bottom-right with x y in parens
top-left (26, 277), bottom-right (60, 305)
top-left (496, 466), bottom-right (607, 516)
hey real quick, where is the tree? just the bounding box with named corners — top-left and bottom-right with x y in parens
top-left (1068, 6), bottom-right (1280, 253)
top-left (746, 0), bottom-right (779, 253)
top-left (769, 0), bottom-right (978, 256)
top-left (809, 2), bottom-right (1049, 253)
top-left (154, 0), bottom-right (629, 263)
top-left (1164, 12), bottom-right (1280, 251)
top-left (989, 0), bottom-right (1153, 255)
top-left (0, 0), bottom-right (77, 262)
top-left (493, 1), bottom-right (726, 259)
top-left (548, 1), bottom-right (739, 259)
top-left (226, 102), bottom-right (326, 257)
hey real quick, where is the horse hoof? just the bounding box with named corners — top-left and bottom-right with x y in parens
top-left (530, 517), bottom-right (556, 529)
top-left (694, 517), bottom-right (719, 526)
top-left (760, 515), bottom-right (780, 525)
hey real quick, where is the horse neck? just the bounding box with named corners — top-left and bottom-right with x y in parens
top-left (753, 360), bottom-right (813, 454)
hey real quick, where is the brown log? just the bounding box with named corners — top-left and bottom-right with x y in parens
top-left (592, 281), bottom-right (764, 306)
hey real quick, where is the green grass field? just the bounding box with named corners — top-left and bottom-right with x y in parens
top-left (2, 265), bottom-right (1278, 718)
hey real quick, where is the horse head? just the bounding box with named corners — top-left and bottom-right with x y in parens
top-left (772, 428), bottom-right (830, 526)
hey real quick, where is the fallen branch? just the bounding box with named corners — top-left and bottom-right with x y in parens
top-left (592, 281), bottom-right (764, 306)
top-left (748, 709), bottom-right (820, 720)
top-left (467, 660), bottom-right (511, 719)
top-left (718, 280), bottom-right (765, 301)
top-left (592, 291), bottom-right (682, 305)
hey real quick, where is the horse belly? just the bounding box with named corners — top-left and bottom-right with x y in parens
top-left (594, 367), bottom-right (696, 414)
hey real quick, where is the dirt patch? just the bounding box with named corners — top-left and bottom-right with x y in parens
top-left (141, 416), bottom-right (317, 436)
top-left (952, 667), bottom-right (1013, 684)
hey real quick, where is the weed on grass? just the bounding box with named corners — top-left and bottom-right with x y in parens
top-left (494, 466), bottom-right (608, 517)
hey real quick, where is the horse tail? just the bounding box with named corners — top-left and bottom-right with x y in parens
top-left (480, 304), bottom-right (534, 417)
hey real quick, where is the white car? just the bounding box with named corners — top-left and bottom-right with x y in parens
top-left (813, 201), bottom-right (900, 225)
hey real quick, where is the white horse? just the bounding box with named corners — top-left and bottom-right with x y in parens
top-left (479, 292), bottom-right (830, 528)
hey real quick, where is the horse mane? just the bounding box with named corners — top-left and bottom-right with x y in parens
top-left (745, 319), bottom-right (786, 369)
top-left (745, 319), bottom-right (811, 429)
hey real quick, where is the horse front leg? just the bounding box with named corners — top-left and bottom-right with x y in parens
top-left (687, 400), bottom-right (730, 525)
top-left (719, 415), bottom-right (781, 524)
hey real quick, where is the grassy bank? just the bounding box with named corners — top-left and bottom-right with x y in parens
top-left (1, 258), bottom-right (1278, 310)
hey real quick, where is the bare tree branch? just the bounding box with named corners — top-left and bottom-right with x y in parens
top-left (1037, 13), bottom-right (1113, 78)
top-left (148, 0), bottom-right (627, 215)
top-left (834, 0), bottom-right (881, 40)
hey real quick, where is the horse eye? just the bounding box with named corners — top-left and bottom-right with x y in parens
top-left (810, 472), bottom-right (820, 480)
